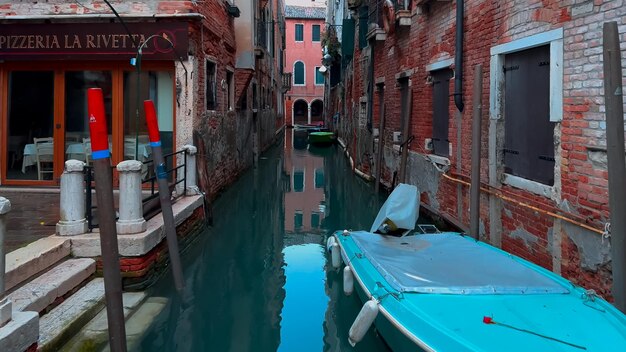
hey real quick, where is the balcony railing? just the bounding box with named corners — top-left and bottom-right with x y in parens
top-left (282, 72), bottom-right (292, 92)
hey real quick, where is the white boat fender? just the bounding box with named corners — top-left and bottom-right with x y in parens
top-left (326, 236), bottom-right (336, 252)
top-left (343, 266), bottom-right (354, 296)
top-left (331, 242), bottom-right (341, 269)
top-left (348, 299), bottom-right (379, 347)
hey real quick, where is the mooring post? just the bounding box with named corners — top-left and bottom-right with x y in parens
top-left (144, 100), bottom-right (185, 293)
top-left (182, 145), bottom-right (199, 196)
top-left (117, 160), bottom-right (146, 235)
top-left (0, 197), bottom-right (10, 325)
top-left (603, 21), bottom-right (626, 313)
top-left (57, 160), bottom-right (88, 236)
top-left (470, 64), bottom-right (483, 240)
top-left (87, 88), bottom-right (127, 352)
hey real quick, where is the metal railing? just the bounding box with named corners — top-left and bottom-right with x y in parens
top-left (84, 149), bottom-right (188, 231)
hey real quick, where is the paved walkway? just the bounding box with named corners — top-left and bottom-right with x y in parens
top-left (0, 189), bottom-right (60, 252)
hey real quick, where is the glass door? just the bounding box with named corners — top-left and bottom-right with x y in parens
top-left (6, 71), bottom-right (56, 182)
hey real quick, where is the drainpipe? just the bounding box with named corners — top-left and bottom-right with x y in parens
top-left (454, 0), bottom-right (464, 112)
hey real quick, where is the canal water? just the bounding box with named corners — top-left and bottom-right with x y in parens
top-left (136, 130), bottom-right (411, 351)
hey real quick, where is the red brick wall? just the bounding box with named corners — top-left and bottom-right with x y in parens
top-left (333, 0), bottom-right (625, 297)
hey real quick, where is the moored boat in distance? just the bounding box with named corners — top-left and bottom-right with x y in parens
top-left (308, 131), bottom-right (335, 146)
top-left (328, 184), bottom-right (626, 351)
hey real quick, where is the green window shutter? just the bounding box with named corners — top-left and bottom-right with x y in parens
top-left (341, 18), bottom-right (355, 66)
top-left (312, 25), bottom-right (321, 42)
top-left (359, 6), bottom-right (368, 49)
top-left (315, 67), bottom-right (324, 85)
top-left (295, 24), bottom-right (304, 41)
top-left (294, 61), bottom-right (305, 84)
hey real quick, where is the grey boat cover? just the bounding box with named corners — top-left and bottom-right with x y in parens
top-left (370, 183), bottom-right (419, 233)
top-left (350, 232), bottom-right (570, 295)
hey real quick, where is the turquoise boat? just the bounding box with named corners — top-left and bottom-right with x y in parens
top-left (328, 184), bottom-right (626, 351)
top-left (308, 131), bottom-right (335, 146)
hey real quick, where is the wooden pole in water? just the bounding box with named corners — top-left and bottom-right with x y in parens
top-left (375, 100), bottom-right (385, 194)
top-left (470, 64), bottom-right (483, 240)
top-left (144, 100), bottom-right (185, 293)
top-left (398, 87), bottom-right (412, 184)
top-left (603, 21), bottom-right (626, 313)
top-left (87, 88), bottom-right (127, 352)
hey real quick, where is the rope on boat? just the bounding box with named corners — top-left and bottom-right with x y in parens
top-left (482, 316), bottom-right (587, 350)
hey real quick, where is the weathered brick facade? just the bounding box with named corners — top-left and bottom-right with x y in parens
top-left (0, 0), bottom-right (286, 199)
top-left (328, 0), bottom-right (626, 298)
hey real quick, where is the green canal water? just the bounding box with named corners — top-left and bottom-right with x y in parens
top-left (136, 130), bottom-right (418, 351)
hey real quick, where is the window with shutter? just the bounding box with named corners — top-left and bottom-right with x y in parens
top-left (504, 45), bottom-right (554, 185)
top-left (295, 24), bottom-right (304, 42)
top-left (431, 69), bottom-right (453, 157)
top-left (312, 24), bottom-right (321, 42)
top-left (294, 61), bottom-right (305, 85)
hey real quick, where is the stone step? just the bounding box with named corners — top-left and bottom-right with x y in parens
top-left (7, 258), bottom-right (95, 313)
top-left (38, 278), bottom-right (106, 352)
top-left (0, 310), bottom-right (39, 352)
top-left (5, 237), bottom-right (71, 292)
top-left (58, 291), bottom-right (147, 352)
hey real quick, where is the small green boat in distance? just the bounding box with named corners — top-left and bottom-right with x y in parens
top-left (308, 131), bottom-right (335, 146)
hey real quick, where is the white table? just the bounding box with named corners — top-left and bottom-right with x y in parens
top-left (22, 142), bottom-right (152, 173)
top-left (22, 143), bottom-right (53, 173)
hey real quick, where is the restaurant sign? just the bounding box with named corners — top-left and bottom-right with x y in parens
top-left (0, 22), bottom-right (188, 61)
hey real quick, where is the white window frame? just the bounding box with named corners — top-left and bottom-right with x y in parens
top-left (489, 28), bottom-right (563, 198)
top-left (295, 23), bottom-right (304, 42)
top-left (293, 61), bottom-right (306, 86)
top-left (314, 66), bottom-right (324, 86)
top-left (312, 24), bottom-right (321, 42)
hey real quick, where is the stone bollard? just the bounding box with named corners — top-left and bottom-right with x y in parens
top-left (56, 160), bottom-right (88, 236)
top-left (116, 160), bottom-right (146, 234)
top-left (182, 144), bottom-right (200, 196)
top-left (1, 197), bottom-right (11, 324)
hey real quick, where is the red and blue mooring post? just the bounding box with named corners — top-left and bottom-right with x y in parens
top-left (144, 99), bottom-right (185, 292)
top-left (87, 88), bottom-right (127, 352)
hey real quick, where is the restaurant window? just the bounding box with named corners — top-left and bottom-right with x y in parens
top-left (295, 24), bottom-right (304, 42)
top-left (6, 71), bottom-right (55, 181)
top-left (64, 71), bottom-right (113, 166)
top-left (123, 71), bottom-right (174, 178)
top-left (206, 60), bottom-right (217, 110)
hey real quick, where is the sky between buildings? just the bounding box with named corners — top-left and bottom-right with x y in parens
top-left (285, 0), bottom-right (328, 8)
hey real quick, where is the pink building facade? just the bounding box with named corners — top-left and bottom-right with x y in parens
top-left (284, 5), bottom-right (326, 126)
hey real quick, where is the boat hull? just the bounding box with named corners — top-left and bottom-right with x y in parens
top-left (308, 132), bottom-right (335, 146)
top-left (333, 231), bottom-right (626, 352)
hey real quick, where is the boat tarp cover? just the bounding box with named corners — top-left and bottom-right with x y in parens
top-left (350, 232), bottom-right (570, 295)
top-left (370, 183), bottom-right (419, 233)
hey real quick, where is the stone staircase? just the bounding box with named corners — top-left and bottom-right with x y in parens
top-left (1, 238), bottom-right (103, 351)
top-left (2, 236), bottom-right (165, 352)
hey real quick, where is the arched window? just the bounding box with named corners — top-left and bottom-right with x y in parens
top-left (294, 61), bottom-right (305, 85)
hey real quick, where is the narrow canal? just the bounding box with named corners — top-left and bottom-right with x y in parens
top-left (136, 130), bottom-right (403, 351)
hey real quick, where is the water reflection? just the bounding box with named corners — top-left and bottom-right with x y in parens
top-left (136, 130), bottom-right (390, 351)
